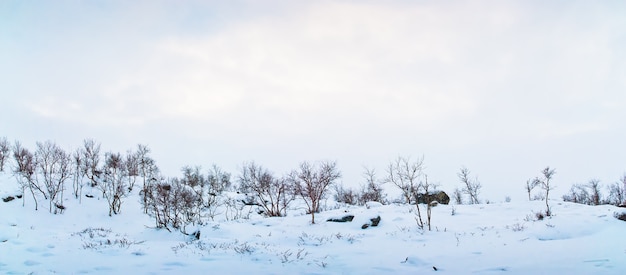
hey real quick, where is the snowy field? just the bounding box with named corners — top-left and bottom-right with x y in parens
top-left (2, 173), bottom-right (626, 275)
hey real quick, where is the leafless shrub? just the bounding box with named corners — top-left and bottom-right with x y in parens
top-left (99, 152), bottom-right (128, 216)
top-left (334, 184), bottom-right (358, 205)
top-left (535, 167), bottom-right (556, 216)
top-left (239, 162), bottom-right (295, 217)
top-left (607, 176), bottom-right (626, 206)
top-left (385, 156), bottom-right (426, 229)
top-left (452, 187), bottom-right (463, 205)
top-left (290, 161), bottom-right (341, 224)
top-left (233, 242), bottom-right (255, 254)
top-left (71, 148), bottom-right (85, 201)
top-left (224, 197), bottom-right (254, 221)
top-left (386, 156), bottom-right (423, 205)
top-left (12, 141), bottom-right (41, 210)
top-left (35, 141), bottom-right (72, 214)
top-left (421, 175), bottom-right (439, 231)
top-left (180, 165), bottom-right (208, 222)
top-left (587, 179), bottom-right (602, 205)
top-left (81, 139), bottom-right (101, 187)
top-left (144, 175), bottom-right (202, 233)
top-left (73, 227), bottom-right (142, 250)
top-left (563, 183), bottom-right (592, 205)
top-left (0, 137), bottom-right (9, 172)
top-left (180, 165), bottom-right (229, 223)
top-left (535, 210), bottom-right (545, 220)
top-left (136, 144), bottom-right (159, 214)
top-left (207, 164), bottom-right (232, 193)
top-left (509, 222), bottom-right (526, 232)
top-left (125, 149), bottom-right (139, 192)
top-left (525, 178), bottom-right (539, 201)
top-left (458, 167), bottom-right (481, 204)
top-left (358, 166), bottom-right (386, 204)
top-left (205, 165), bottom-right (231, 220)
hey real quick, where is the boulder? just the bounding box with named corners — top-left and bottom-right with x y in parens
top-left (615, 211), bottom-right (626, 222)
top-left (362, 215), bottom-right (381, 229)
top-left (192, 230), bottom-right (201, 240)
top-left (327, 215), bottom-right (355, 223)
top-left (2, 196), bottom-right (15, 203)
top-left (370, 216), bottom-right (381, 226)
top-left (417, 191), bottom-right (450, 205)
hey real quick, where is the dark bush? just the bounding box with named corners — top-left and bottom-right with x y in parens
top-left (614, 212), bottom-right (626, 222)
top-left (535, 211), bottom-right (545, 221)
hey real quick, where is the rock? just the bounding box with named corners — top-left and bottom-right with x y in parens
top-left (2, 196), bottom-right (15, 203)
top-left (417, 191), bottom-right (450, 205)
top-left (615, 211), bottom-right (626, 222)
top-left (327, 215), bottom-right (355, 223)
top-left (192, 230), bottom-right (201, 240)
top-left (370, 216), bottom-right (381, 227)
top-left (361, 216), bottom-right (381, 229)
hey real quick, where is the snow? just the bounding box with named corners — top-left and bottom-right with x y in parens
top-left (1, 173), bottom-right (626, 274)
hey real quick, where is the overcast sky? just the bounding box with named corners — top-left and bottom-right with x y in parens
top-left (2, 1), bottom-right (625, 201)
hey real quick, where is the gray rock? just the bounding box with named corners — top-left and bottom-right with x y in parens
top-left (327, 215), bottom-right (355, 223)
top-left (362, 216), bottom-right (381, 229)
top-left (417, 191), bottom-right (450, 205)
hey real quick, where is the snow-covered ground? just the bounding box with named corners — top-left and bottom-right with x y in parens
top-left (1, 173), bottom-right (626, 274)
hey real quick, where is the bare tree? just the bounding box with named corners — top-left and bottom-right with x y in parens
top-left (81, 139), bottom-right (101, 187)
top-left (205, 165), bottom-right (231, 220)
top-left (536, 167), bottom-right (556, 216)
top-left (180, 165), bottom-right (208, 223)
top-left (563, 184), bottom-right (591, 204)
top-left (607, 175), bottom-right (626, 206)
top-left (0, 136), bottom-right (9, 172)
top-left (143, 176), bottom-right (199, 233)
top-left (386, 156), bottom-right (424, 204)
top-left (359, 166), bottom-right (386, 204)
top-left (458, 167), bottom-right (481, 204)
top-left (125, 149), bottom-right (139, 192)
top-left (136, 144), bottom-right (159, 213)
top-left (421, 175), bottom-right (439, 231)
top-left (207, 164), bottom-right (232, 193)
top-left (386, 156), bottom-right (426, 229)
top-left (623, 174), bottom-right (626, 204)
top-left (239, 162), bottom-right (295, 217)
top-left (72, 148), bottom-right (84, 201)
top-left (525, 179), bottom-right (539, 201)
top-left (334, 184), bottom-right (358, 205)
top-left (452, 187), bottom-right (463, 205)
top-left (290, 161), bottom-right (341, 224)
top-left (35, 141), bottom-right (71, 213)
top-left (587, 179), bottom-right (601, 206)
top-left (99, 152), bottom-right (128, 216)
top-left (12, 141), bottom-right (40, 209)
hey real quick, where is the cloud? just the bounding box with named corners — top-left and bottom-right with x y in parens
top-left (3, 1), bottom-right (626, 195)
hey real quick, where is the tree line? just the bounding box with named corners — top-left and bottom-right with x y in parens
top-left (1, 136), bottom-right (625, 234)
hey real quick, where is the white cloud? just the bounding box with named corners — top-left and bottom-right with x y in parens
top-left (4, 1), bottom-right (626, 197)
